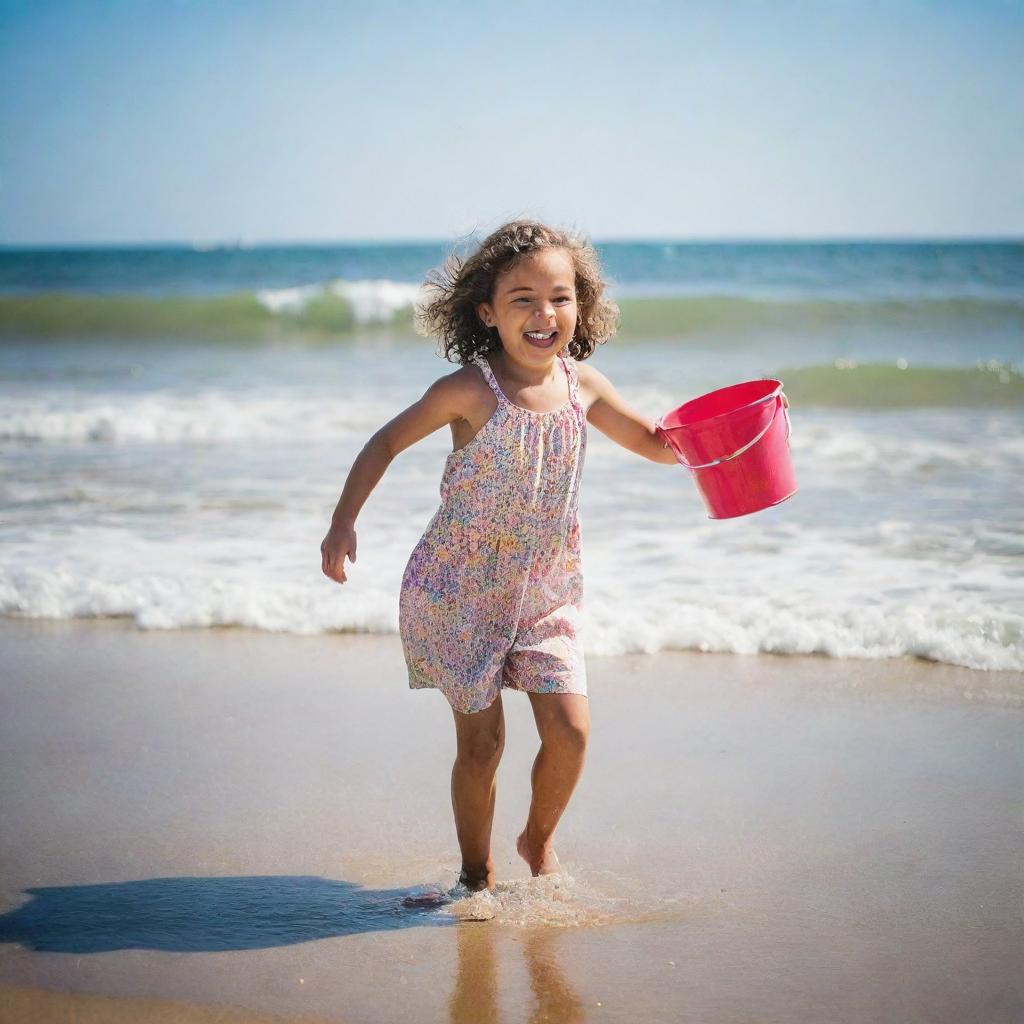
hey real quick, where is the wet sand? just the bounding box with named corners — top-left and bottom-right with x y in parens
top-left (0, 617), bottom-right (1021, 1023)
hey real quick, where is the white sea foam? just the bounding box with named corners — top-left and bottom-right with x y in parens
top-left (0, 389), bottom-right (382, 443)
top-left (1, 508), bottom-right (1020, 671)
top-left (329, 279), bottom-right (426, 324)
top-left (579, 590), bottom-right (1023, 670)
top-left (255, 283), bottom-right (324, 314)
top-left (255, 278), bottom-right (425, 324)
top-left (2, 355), bottom-right (1022, 675)
top-left (5, 391), bottom-right (1024, 487)
top-left (0, 559), bottom-right (399, 636)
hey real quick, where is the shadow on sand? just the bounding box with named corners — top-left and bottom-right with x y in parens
top-left (0, 875), bottom-right (454, 953)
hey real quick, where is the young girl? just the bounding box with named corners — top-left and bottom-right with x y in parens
top-left (321, 219), bottom-right (677, 894)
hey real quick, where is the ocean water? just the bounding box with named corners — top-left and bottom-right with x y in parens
top-left (0, 241), bottom-right (1021, 671)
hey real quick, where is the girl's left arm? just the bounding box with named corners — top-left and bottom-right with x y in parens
top-left (578, 363), bottom-right (789, 465)
top-left (577, 363), bottom-right (678, 465)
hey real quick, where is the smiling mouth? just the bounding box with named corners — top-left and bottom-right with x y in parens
top-left (524, 330), bottom-right (558, 347)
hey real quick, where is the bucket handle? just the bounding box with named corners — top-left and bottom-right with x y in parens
top-left (658, 391), bottom-right (791, 471)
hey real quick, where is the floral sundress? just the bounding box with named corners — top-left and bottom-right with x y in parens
top-left (399, 351), bottom-right (588, 715)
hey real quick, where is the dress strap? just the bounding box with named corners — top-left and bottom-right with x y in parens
top-left (471, 353), bottom-right (508, 405)
top-left (473, 351), bottom-right (579, 411)
top-left (560, 354), bottom-right (581, 409)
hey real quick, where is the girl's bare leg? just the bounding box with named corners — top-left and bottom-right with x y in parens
top-left (517, 693), bottom-right (589, 876)
top-left (451, 694), bottom-right (505, 891)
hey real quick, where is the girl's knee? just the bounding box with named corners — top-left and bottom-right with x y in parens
top-left (533, 693), bottom-right (589, 752)
top-left (456, 733), bottom-right (503, 770)
top-left (543, 715), bottom-right (588, 754)
top-left (564, 719), bottom-right (589, 753)
top-left (456, 729), bottom-right (505, 769)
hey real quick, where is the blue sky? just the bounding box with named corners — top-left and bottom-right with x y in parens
top-left (1, 0), bottom-right (1021, 243)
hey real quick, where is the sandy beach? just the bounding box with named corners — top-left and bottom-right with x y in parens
top-left (0, 616), bottom-right (1021, 1023)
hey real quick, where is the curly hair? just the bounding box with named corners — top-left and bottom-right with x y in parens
top-left (414, 219), bottom-right (620, 364)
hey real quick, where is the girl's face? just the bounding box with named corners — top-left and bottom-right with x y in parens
top-left (476, 248), bottom-right (578, 370)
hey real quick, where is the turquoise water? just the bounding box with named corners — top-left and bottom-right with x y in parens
top-left (2, 240), bottom-right (1022, 299)
top-left (2, 243), bottom-right (1023, 365)
top-left (0, 241), bottom-right (1021, 670)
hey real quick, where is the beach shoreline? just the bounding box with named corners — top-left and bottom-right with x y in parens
top-left (0, 616), bottom-right (1021, 1023)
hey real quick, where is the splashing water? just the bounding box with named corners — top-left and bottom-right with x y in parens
top-left (403, 871), bottom-right (695, 927)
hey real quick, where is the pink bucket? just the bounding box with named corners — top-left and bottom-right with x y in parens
top-left (655, 379), bottom-right (796, 519)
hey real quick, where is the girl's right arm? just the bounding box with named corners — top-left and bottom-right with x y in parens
top-left (320, 370), bottom-right (473, 584)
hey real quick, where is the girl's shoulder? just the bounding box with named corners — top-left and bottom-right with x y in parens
top-left (430, 361), bottom-right (496, 422)
top-left (572, 358), bottom-right (604, 413)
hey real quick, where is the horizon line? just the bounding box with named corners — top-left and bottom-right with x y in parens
top-left (1, 233), bottom-right (1022, 250)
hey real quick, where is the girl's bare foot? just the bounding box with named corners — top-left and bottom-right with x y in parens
top-left (517, 828), bottom-right (560, 876)
top-left (401, 862), bottom-right (494, 909)
top-left (458, 862), bottom-right (495, 892)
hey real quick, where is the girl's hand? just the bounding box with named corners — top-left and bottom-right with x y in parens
top-left (321, 522), bottom-right (357, 584)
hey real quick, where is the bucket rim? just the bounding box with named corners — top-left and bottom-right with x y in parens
top-left (657, 378), bottom-right (784, 433)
